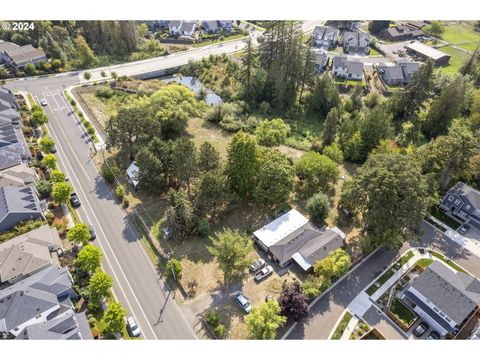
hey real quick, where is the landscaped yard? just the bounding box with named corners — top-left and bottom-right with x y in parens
top-left (331, 311), bottom-right (353, 339)
top-left (192, 34), bottom-right (248, 48)
top-left (430, 207), bottom-right (462, 230)
top-left (415, 258), bottom-right (434, 269)
top-left (389, 298), bottom-right (417, 327)
top-left (429, 250), bottom-right (468, 274)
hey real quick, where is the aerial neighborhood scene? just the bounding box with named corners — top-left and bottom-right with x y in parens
top-left (0, 16), bottom-right (480, 345)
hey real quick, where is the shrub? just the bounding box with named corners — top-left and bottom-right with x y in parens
top-left (36, 180), bottom-right (52, 199)
top-left (114, 185), bottom-right (125, 200)
top-left (306, 192), bottom-right (331, 224)
top-left (205, 310), bottom-right (220, 327)
top-left (100, 71), bottom-right (106, 77)
top-left (100, 165), bottom-right (115, 183)
top-left (322, 143), bottom-right (344, 164)
top-left (45, 212), bottom-right (55, 225)
top-left (88, 317), bottom-right (96, 328)
top-left (214, 324), bottom-right (225, 338)
top-left (83, 71), bottom-right (92, 80)
top-left (255, 118), bottom-right (290, 146)
top-left (166, 258), bottom-right (182, 278)
top-left (197, 218), bottom-right (210, 236)
top-left (96, 86), bottom-right (114, 99)
top-left (122, 197), bottom-right (129, 208)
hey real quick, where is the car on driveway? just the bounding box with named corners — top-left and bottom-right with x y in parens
top-left (413, 322), bottom-right (429, 337)
top-left (458, 224), bottom-right (470, 235)
top-left (40, 99), bottom-right (48, 106)
top-left (88, 225), bottom-right (96, 240)
top-left (233, 291), bottom-right (251, 313)
top-left (70, 193), bottom-right (81, 208)
top-left (127, 317), bottom-right (141, 337)
top-left (254, 265), bottom-right (273, 282)
top-left (250, 258), bottom-right (265, 273)
top-left (426, 331), bottom-right (440, 340)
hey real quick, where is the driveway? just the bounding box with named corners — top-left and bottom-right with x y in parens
top-left (362, 306), bottom-right (407, 339)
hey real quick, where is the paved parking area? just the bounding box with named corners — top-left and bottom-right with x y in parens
top-left (362, 305), bottom-right (407, 339)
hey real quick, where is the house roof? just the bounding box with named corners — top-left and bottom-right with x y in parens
top-left (253, 209), bottom-right (309, 249)
top-left (315, 51), bottom-right (328, 67)
top-left (346, 60), bottom-right (364, 75)
top-left (168, 20), bottom-right (182, 28)
top-left (179, 21), bottom-right (196, 33)
top-left (0, 225), bottom-right (61, 284)
top-left (0, 163), bottom-right (36, 187)
top-left (4, 45), bottom-right (46, 66)
top-left (398, 60), bottom-right (421, 77)
top-left (333, 55), bottom-right (348, 68)
top-left (406, 41), bottom-right (450, 61)
top-left (0, 87), bottom-right (18, 111)
top-left (0, 148), bottom-right (22, 171)
top-left (0, 186), bottom-right (41, 223)
top-left (449, 182), bottom-right (480, 210)
top-left (0, 266), bottom-right (81, 337)
top-left (313, 26), bottom-right (339, 40)
top-left (291, 227), bottom-right (345, 271)
top-left (126, 161), bottom-right (139, 187)
top-left (378, 64), bottom-right (405, 82)
top-left (0, 41), bottom-right (19, 53)
top-left (406, 261), bottom-right (480, 325)
top-left (203, 21), bottom-right (219, 30)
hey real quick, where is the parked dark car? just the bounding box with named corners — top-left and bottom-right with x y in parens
top-left (458, 224), bottom-right (470, 235)
top-left (88, 225), bottom-right (96, 240)
top-left (426, 331), bottom-right (440, 340)
top-left (70, 193), bottom-right (81, 208)
top-left (413, 322), bottom-right (429, 337)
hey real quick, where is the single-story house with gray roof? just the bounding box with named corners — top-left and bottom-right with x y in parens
top-left (401, 261), bottom-right (480, 336)
top-left (253, 209), bottom-right (345, 271)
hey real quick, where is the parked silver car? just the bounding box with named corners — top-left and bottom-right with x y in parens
top-left (127, 317), bottom-right (141, 337)
top-left (233, 291), bottom-right (252, 313)
top-left (250, 258), bottom-right (266, 273)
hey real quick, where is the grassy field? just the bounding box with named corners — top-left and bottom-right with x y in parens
top-left (415, 258), bottom-right (434, 269)
top-left (438, 46), bottom-right (471, 75)
top-left (442, 23), bottom-right (480, 50)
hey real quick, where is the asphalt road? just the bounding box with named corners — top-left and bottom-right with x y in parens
top-left (287, 222), bottom-right (480, 339)
top-left (34, 89), bottom-right (196, 339)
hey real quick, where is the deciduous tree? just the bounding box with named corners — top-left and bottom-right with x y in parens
top-left (245, 300), bottom-right (286, 340)
top-left (74, 244), bottom-right (102, 273)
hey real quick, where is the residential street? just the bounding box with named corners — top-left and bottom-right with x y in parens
top-left (287, 222), bottom-right (480, 339)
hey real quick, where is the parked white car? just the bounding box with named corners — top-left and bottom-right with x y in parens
top-left (254, 265), bottom-right (273, 282)
top-left (127, 317), bottom-right (141, 337)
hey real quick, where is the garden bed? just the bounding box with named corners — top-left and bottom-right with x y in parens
top-left (331, 311), bottom-right (353, 339)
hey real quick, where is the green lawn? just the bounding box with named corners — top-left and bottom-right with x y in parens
top-left (442, 23), bottom-right (480, 49)
top-left (332, 311), bottom-right (353, 339)
top-left (437, 46), bottom-right (471, 75)
top-left (397, 251), bottom-right (414, 267)
top-left (390, 298), bottom-right (417, 326)
top-left (430, 207), bottom-right (462, 230)
top-left (369, 48), bottom-right (380, 56)
top-left (415, 258), bottom-right (434, 269)
top-left (192, 34), bottom-right (247, 48)
top-left (366, 268), bottom-right (396, 296)
top-left (430, 251), bottom-right (468, 273)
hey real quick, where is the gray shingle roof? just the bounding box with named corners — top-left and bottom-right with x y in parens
top-left (406, 261), bottom-right (480, 325)
top-left (0, 186), bottom-right (41, 218)
top-left (0, 225), bottom-right (61, 284)
top-left (0, 266), bottom-right (83, 337)
top-left (450, 182), bottom-right (480, 209)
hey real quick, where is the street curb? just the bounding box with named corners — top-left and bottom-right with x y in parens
top-left (281, 249), bottom-right (379, 339)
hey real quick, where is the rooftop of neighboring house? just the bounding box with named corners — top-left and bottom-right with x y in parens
top-left (0, 186), bottom-right (42, 220)
top-left (0, 41), bottom-right (19, 53)
top-left (378, 64), bottom-right (405, 81)
top-left (179, 21), bottom-right (197, 33)
top-left (0, 87), bottom-right (19, 111)
top-left (405, 261), bottom-right (480, 326)
top-left (343, 31), bottom-right (371, 47)
top-left (406, 41), bottom-right (450, 60)
top-left (203, 20), bottom-right (219, 29)
top-left (444, 182), bottom-right (480, 210)
top-left (315, 51), bottom-right (328, 67)
top-left (126, 161), bottom-right (139, 187)
top-left (4, 44), bottom-right (46, 66)
top-left (313, 25), bottom-right (340, 40)
top-left (0, 148), bottom-right (23, 171)
top-left (398, 60), bottom-right (422, 77)
top-left (16, 308), bottom-right (93, 340)
top-left (168, 20), bottom-right (182, 28)
top-left (0, 225), bottom-right (61, 285)
top-left (0, 162), bottom-right (36, 187)
top-left (0, 265), bottom-right (89, 338)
